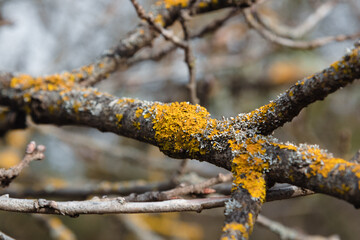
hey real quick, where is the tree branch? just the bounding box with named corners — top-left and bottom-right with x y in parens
top-left (243, 8), bottom-right (360, 50)
top-left (0, 196), bottom-right (228, 216)
top-left (238, 41), bottom-right (360, 135)
top-left (0, 141), bottom-right (46, 187)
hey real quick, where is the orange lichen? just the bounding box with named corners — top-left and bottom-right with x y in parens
top-left (10, 72), bottom-right (78, 92)
top-left (222, 222), bottom-right (249, 240)
top-left (133, 121), bottom-right (141, 130)
top-left (329, 47), bottom-right (359, 74)
top-left (73, 101), bottom-right (81, 114)
top-left (150, 102), bottom-right (211, 156)
top-left (135, 108), bottom-right (144, 118)
top-left (303, 145), bottom-right (360, 189)
top-left (117, 98), bottom-right (135, 105)
top-left (163, 0), bottom-right (188, 8)
top-left (243, 102), bottom-right (276, 123)
top-left (273, 143), bottom-right (297, 152)
top-left (230, 137), bottom-right (268, 201)
top-left (154, 14), bottom-right (165, 26)
top-left (81, 65), bottom-right (94, 75)
top-left (116, 113), bottom-right (123, 127)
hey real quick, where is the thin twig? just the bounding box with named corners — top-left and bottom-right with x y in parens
top-left (130, 0), bottom-right (187, 49)
top-left (0, 141), bottom-right (46, 187)
top-left (126, 173), bottom-right (232, 202)
top-left (129, 8), bottom-right (240, 66)
top-left (243, 8), bottom-right (360, 49)
top-left (0, 196), bottom-right (229, 216)
top-left (32, 125), bottom-right (175, 171)
top-left (0, 179), bottom-right (176, 199)
top-left (180, 10), bottom-right (199, 105)
top-left (257, 215), bottom-right (340, 240)
top-left (257, 0), bottom-right (338, 39)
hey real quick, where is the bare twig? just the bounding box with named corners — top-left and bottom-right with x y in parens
top-left (126, 173), bottom-right (232, 202)
top-left (0, 196), bottom-right (229, 216)
top-left (257, 0), bottom-right (338, 39)
top-left (0, 180), bottom-right (176, 199)
top-left (180, 10), bottom-right (199, 105)
top-left (257, 215), bottom-right (340, 240)
top-left (0, 141), bottom-right (46, 187)
top-left (129, 8), bottom-right (240, 66)
top-left (130, 0), bottom-right (187, 49)
top-left (243, 8), bottom-right (360, 49)
top-left (32, 125), bottom-right (175, 171)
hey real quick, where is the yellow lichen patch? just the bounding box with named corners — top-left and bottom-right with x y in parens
top-left (10, 72), bottom-right (78, 92)
top-left (163, 0), bottom-right (189, 8)
top-left (329, 47), bottom-right (359, 74)
top-left (243, 102), bottom-right (276, 123)
top-left (135, 108), bottom-right (144, 118)
top-left (198, 2), bottom-right (208, 8)
top-left (154, 14), bottom-right (165, 26)
top-left (117, 98), bottom-right (135, 105)
top-left (335, 184), bottom-right (351, 195)
top-left (116, 113), bottom-right (123, 127)
top-left (144, 112), bottom-right (152, 119)
top-left (304, 146), bottom-right (360, 189)
top-left (150, 102), bottom-right (211, 156)
top-left (222, 222), bottom-right (249, 240)
top-left (272, 143), bottom-right (298, 152)
top-left (72, 101), bottom-right (81, 114)
top-left (230, 138), bottom-right (268, 201)
top-left (304, 146), bottom-right (348, 178)
top-left (330, 61), bottom-right (340, 72)
top-left (81, 65), bottom-right (94, 75)
top-left (133, 121), bottom-right (141, 130)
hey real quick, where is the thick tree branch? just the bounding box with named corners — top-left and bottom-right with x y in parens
top-left (221, 188), bottom-right (263, 240)
top-left (0, 108), bottom-right (27, 136)
top-left (238, 41), bottom-right (360, 135)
